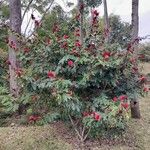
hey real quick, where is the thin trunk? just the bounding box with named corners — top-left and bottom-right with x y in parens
top-left (103, 0), bottom-right (110, 42)
top-left (130, 0), bottom-right (141, 119)
top-left (9, 0), bottom-right (22, 97)
top-left (78, 0), bottom-right (84, 44)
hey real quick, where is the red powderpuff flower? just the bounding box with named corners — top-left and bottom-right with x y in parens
top-left (121, 103), bottom-right (129, 109)
top-left (92, 10), bottom-right (99, 17)
top-left (79, 3), bottom-right (84, 11)
top-left (68, 60), bottom-right (74, 67)
top-left (6, 60), bottom-right (11, 65)
top-left (75, 14), bottom-right (80, 21)
top-left (45, 38), bottom-right (51, 45)
top-left (24, 47), bottom-right (30, 53)
top-left (93, 112), bottom-right (102, 121)
top-left (143, 87), bottom-right (149, 92)
top-left (15, 68), bottom-right (23, 77)
top-left (102, 51), bottom-right (111, 61)
top-left (75, 40), bottom-right (81, 47)
top-left (132, 66), bottom-right (138, 73)
top-left (47, 71), bottom-right (56, 78)
top-left (113, 97), bottom-right (118, 102)
top-left (138, 75), bottom-right (147, 82)
top-left (119, 95), bottom-right (128, 101)
top-left (61, 42), bottom-right (68, 49)
top-left (29, 115), bottom-right (41, 123)
top-left (63, 35), bottom-right (69, 39)
top-left (129, 58), bottom-right (136, 64)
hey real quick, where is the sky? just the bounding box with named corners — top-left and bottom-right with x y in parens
top-left (22, 0), bottom-right (150, 41)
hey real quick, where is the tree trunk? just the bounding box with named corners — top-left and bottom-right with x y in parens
top-left (103, 0), bottom-right (110, 42)
top-left (130, 0), bottom-right (141, 119)
top-left (9, 0), bottom-right (22, 97)
top-left (78, 0), bottom-right (84, 45)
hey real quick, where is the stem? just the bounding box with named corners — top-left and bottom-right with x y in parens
top-left (68, 115), bottom-right (83, 141)
top-left (21, 0), bottom-right (34, 24)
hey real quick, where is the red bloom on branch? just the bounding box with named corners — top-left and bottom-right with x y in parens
top-left (102, 51), bottom-right (111, 61)
top-left (75, 40), bottom-right (81, 47)
top-left (6, 60), bottom-right (11, 65)
top-left (75, 14), bottom-right (80, 21)
top-left (24, 47), bottom-right (30, 53)
top-left (92, 10), bottom-right (99, 17)
top-left (121, 103), bottom-right (129, 109)
top-left (52, 24), bottom-right (59, 33)
top-left (63, 35), bottom-right (69, 39)
top-left (79, 3), bottom-right (84, 11)
top-left (68, 60), bottom-right (74, 67)
top-left (45, 38), bottom-right (51, 45)
top-left (61, 42), bottom-right (68, 49)
top-left (138, 75), bottom-right (147, 82)
top-left (143, 87), bottom-right (149, 92)
top-left (15, 68), bottom-right (23, 77)
top-left (9, 40), bottom-right (16, 50)
top-left (47, 71), bottom-right (56, 78)
top-left (28, 115), bottom-right (41, 123)
top-left (113, 97), bottom-right (118, 102)
top-left (119, 95), bottom-right (128, 101)
top-left (93, 112), bottom-right (102, 121)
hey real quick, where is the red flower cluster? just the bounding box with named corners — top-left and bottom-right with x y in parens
top-left (102, 51), bottom-right (111, 61)
top-left (83, 111), bottom-right (102, 121)
top-left (24, 47), bottom-right (30, 53)
top-left (75, 14), bottom-right (80, 21)
top-left (47, 71), bottom-right (56, 78)
top-left (92, 10), bottom-right (99, 17)
top-left (75, 40), bottom-right (81, 47)
top-left (68, 60), bottom-right (74, 67)
top-left (138, 75), bottom-right (147, 82)
top-left (121, 102), bottom-right (129, 109)
top-left (112, 95), bottom-right (128, 102)
top-left (119, 95), bottom-right (128, 101)
top-left (9, 40), bottom-right (16, 50)
top-left (15, 68), bottom-right (23, 77)
top-left (52, 24), bottom-right (59, 33)
top-left (63, 35), bottom-right (69, 39)
top-left (28, 115), bottom-right (41, 123)
top-left (6, 59), bottom-right (11, 65)
top-left (74, 29), bottom-right (80, 37)
top-left (45, 38), bottom-right (51, 45)
top-left (61, 42), bottom-right (68, 49)
top-left (91, 9), bottom-right (99, 27)
top-left (143, 86), bottom-right (149, 92)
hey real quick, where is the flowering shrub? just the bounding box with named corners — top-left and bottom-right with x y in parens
top-left (17, 5), bottom-right (148, 141)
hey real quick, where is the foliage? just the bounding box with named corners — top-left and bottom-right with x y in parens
top-left (18, 14), bottom-right (146, 140)
top-left (139, 43), bottom-right (150, 62)
top-left (0, 86), bottom-right (19, 113)
top-left (99, 15), bottom-right (131, 48)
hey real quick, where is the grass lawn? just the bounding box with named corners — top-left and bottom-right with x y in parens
top-left (0, 63), bottom-right (149, 150)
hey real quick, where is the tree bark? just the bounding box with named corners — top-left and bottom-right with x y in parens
top-left (78, 0), bottom-right (84, 45)
top-left (130, 0), bottom-right (141, 119)
top-left (9, 0), bottom-right (22, 97)
top-left (103, 0), bottom-right (110, 42)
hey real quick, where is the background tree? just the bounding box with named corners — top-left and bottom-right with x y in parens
top-left (8, 0), bottom-right (22, 97)
top-left (130, 0), bottom-right (141, 119)
top-left (103, 0), bottom-right (110, 42)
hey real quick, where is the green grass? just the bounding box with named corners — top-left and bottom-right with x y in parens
top-left (0, 125), bottom-right (72, 150)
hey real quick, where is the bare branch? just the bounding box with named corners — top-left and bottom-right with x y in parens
top-left (21, 0), bottom-right (34, 24)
